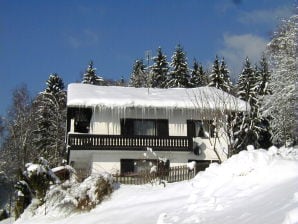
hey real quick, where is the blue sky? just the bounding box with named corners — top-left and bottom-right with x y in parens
top-left (0, 0), bottom-right (295, 116)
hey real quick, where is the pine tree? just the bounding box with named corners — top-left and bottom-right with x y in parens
top-left (34, 74), bottom-right (67, 166)
top-left (229, 109), bottom-right (259, 153)
top-left (232, 57), bottom-right (261, 151)
top-left (256, 54), bottom-right (271, 96)
top-left (261, 13), bottom-right (298, 146)
top-left (166, 44), bottom-right (189, 88)
top-left (45, 73), bottom-right (65, 94)
top-left (129, 59), bottom-right (147, 87)
top-left (118, 76), bottom-right (126, 86)
top-left (255, 55), bottom-right (272, 148)
top-left (208, 56), bottom-right (221, 88)
top-left (82, 61), bottom-right (104, 85)
top-left (208, 56), bottom-right (233, 93)
top-left (189, 59), bottom-right (207, 87)
top-left (220, 58), bottom-right (233, 93)
top-left (151, 47), bottom-right (169, 88)
top-left (227, 112), bottom-right (243, 154)
top-left (237, 57), bottom-right (258, 107)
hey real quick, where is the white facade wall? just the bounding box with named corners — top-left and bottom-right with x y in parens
top-left (69, 107), bottom-right (228, 174)
top-left (89, 107), bottom-right (216, 136)
top-left (69, 146), bottom-right (221, 174)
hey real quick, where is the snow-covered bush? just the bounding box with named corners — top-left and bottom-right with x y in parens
top-left (15, 167), bottom-right (114, 219)
top-left (0, 209), bottom-right (8, 221)
top-left (23, 157), bottom-right (60, 200)
top-left (52, 165), bottom-right (77, 183)
top-left (141, 147), bottom-right (169, 186)
top-left (28, 172), bottom-right (115, 218)
top-left (14, 157), bottom-right (60, 219)
top-left (14, 180), bottom-right (32, 219)
top-left (75, 173), bottom-right (114, 211)
top-left (268, 145), bottom-right (298, 160)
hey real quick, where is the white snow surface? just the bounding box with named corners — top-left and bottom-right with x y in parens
top-left (67, 83), bottom-right (249, 111)
top-left (24, 163), bottom-right (60, 184)
top-left (187, 161), bottom-right (196, 171)
top-left (9, 146), bottom-right (298, 224)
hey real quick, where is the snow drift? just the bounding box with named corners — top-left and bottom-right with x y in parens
top-left (159, 146), bottom-right (298, 224)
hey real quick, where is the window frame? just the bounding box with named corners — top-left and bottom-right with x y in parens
top-left (187, 119), bottom-right (215, 138)
top-left (120, 159), bottom-right (170, 175)
top-left (120, 118), bottom-right (169, 137)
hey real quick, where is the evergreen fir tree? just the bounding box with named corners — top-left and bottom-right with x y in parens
top-left (166, 44), bottom-right (189, 88)
top-left (237, 57), bottom-right (258, 107)
top-left (230, 111), bottom-right (258, 153)
top-left (208, 56), bottom-right (232, 93)
top-left (233, 57), bottom-right (260, 151)
top-left (254, 54), bottom-right (272, 148)
top-left (256, 54), bottom-right (271, 96)
top-left (118, 76), bottom-right (126, 86)
top-left (34, 74), bottom-right (67, 166)
top-left (189, 59), bottom-right (207, 87)
top-left (82, 61), bottom-right (104, 85)
top-left (129, 59), bottom-right (147, 87)
top-left (45, 73), bottom-right (65, 94)
top-left (208, 56), bottom-right (221, 89)
top-left (220, 58), bottom-right (233, 93)
top-left (151, 47), bottom-right (169, 88)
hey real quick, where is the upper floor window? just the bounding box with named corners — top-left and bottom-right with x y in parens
top-left (134, 120), bottom-right (155, 136)
top-left (187, 120), bottom-right (215, 138)
top-left (67, 108), bottom-right (92, 133)
top-left (121, 119), bottom-right (169, 137)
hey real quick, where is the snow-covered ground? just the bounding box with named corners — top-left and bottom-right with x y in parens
top-left (3, 146), bottom-right (298, 224)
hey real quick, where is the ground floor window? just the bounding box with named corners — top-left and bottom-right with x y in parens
top-left (120, 159), bottom-right (170, 175)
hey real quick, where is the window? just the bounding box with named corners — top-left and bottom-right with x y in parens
top-left (121, 119), bottom-right (169, 137)
top-left (134, 120), bottom-right (155, 136)
top-left (67, 108), bottom-right (92, 133)
top-left (120, 159), bottom-right (170, 175)
top-left (120, 159), bottom-right (135, 174)
top-left (187, 120), bottom-right (215, 138)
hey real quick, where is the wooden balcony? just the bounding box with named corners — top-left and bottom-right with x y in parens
top-left (67, 133), bottom-right (193, 151)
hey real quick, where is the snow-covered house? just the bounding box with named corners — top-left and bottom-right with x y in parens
top-left (66, 83), bottom-right (248, 175)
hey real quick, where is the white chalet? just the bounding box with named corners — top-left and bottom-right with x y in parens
top-left (66, 83), bottom-right (248, 176)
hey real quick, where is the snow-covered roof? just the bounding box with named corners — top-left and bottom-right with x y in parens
top-left (67, 83), bottom-right (249, 111)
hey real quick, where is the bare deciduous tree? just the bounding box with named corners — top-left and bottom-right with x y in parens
top-left (0, 84), bottom-right (37, 180)
top-left (189, 87), bottom-right (250, 159)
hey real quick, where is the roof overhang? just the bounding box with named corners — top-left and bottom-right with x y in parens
top-left (67, 83), bottom-right (249, 112)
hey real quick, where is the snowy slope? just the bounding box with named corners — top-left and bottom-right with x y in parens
top-left (7, 146), bottom-right (298, 224)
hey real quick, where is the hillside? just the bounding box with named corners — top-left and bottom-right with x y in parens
top-left (3, 146), bottom-right (298, 224)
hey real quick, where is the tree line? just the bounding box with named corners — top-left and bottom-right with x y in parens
top-left (127, 12), bottom-right (297, 152)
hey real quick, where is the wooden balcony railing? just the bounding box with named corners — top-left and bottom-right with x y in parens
top-left (67, 133), bottom-right (193, 151)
